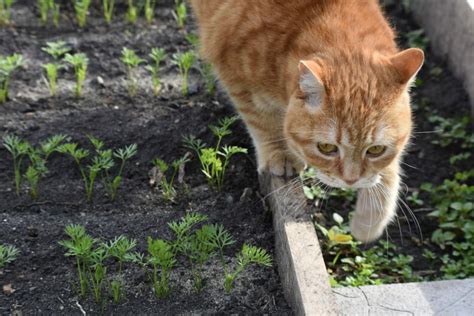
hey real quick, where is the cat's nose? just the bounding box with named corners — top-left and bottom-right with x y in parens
top-left (343, 178), bottom-right (358, 185)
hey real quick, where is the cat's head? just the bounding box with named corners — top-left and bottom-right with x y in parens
top-left (285, 48), bottom-right (424, 189)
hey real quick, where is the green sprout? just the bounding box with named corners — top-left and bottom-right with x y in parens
top-left (224, 244), bottom-right (272, 293)
top-left (88, 245), bottom-right (109, 303)
top-left (64, 53), bottom-right (88, 98)
top-left (184, 116), bottom-right (247, 191)
top-left (126, 0), bottom-right (138, 24)
top-left (3, 135), bottom-right (30, 196)
top-left (0, 0), bottom-right (14, 25)
top-left (58, 137), bottom-right (136, 203)
top-left (103, 235), bottom-right (136, 302)
top-left (59, 224), bottom-right (96, 297)
top-left (145, 48), bottom-right (166, 96)
top-left (152, 155), bottom-right (189, 202)
top-left (147, 238), bottom-right (176, 298)
top-left (102, 0), bottom-right (115, 24)
top-left (121, 48), bottom-right (145, 97)
top-left (37, 0), bottom-right (60, 27)
top-left (172, 51), bottom-right (196, 96)
top-left (207, 224), bottom-right (235, 275)
top-left (42, 41), bottom-right (70, 96)
top-left (73, 0), bottom-right (91, 28)
top-left (0, 54), bottom-right (24, 104)
top-left (173, 1), bottom-right (187, 29)
top-left (0, 244), bottom-right (19, 269)
top-left (23, 134), bottom-right (68, 199)
top-left (169, 213), bottom-right (215, 292)
top-left (202, 63), bottom-right (216, 96)
top-left (145, 0), bottom-right (157, 24)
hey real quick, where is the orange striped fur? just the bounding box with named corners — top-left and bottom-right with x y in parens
top-left (190, 0), bottom-right (424, 242)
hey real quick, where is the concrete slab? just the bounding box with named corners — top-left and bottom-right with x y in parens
top-left (411, 0), bottom-right (474, 116)
top-left (334, 278), bottom-right (474, 315)
top-left (259, 173), bottom-right (337, 315)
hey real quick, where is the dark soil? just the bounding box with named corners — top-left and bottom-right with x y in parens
top-left (0, 1), bottom-right (291, 315)
top-left (314, 2), bottom-right (473, 278)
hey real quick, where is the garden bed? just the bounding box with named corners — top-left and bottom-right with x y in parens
top-left (0, 1), bottom-right (291, 314)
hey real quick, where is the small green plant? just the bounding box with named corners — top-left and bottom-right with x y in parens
top-left (184, 116), bottom-right (248, 190)
top-left (315, 213), bottom-right (421, 287)
top-left (172, 51), bottom-right (196, 96)
top-left (126, 0), bottom-right (138, 24)
top-left (224, 244), bottom-right (272, 293)
top-left (73, 0), bottom-right (92, 28)
top-left (202, 63), bottom-right (216, 96)
top-left (103, 235), bottom-right (136, 302)
top-left (42, 41), bottom-right (70, 96)
top-left (145, 0), bottom-right (157, 24)
top-left (0, 0), bottom-right (14, 25)
top-left (88, 245), bottom-right (109, 303)
top-left (25, 134), bottom-right (68, 199)
top-left (422, 170), bottom-right (474, 279)
top-left (102, 0), bottom-right (115, 24)
top-left (64, 53), bottom-right (88, 97)
top-left (146, 238), bottom-right (176, 298)
top-left (152, 155), bottom-right (189, 202)
top-left (0, 244), bottom-right (19, 269)
top-left (145, 48), bottom-right (166, 96)
top-left (121, 48), bottom-right (145, 96)
top-left (173, 1), bottom-right (187, 29)
top-left (58, 137), bottom-right (136, 203)
top-left (3, 134), bottom-right (30, 196)
top-left (0, 54), bottom-right (24, 104)
top-left (59, 224), bottom-right (96, 297)
top-left (37, 0), bottom-right (60, 27)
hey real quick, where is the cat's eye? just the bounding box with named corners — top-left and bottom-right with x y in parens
top-left (367, 145), bottom-right (386, 156)
top-left (317, 143), bottom-right (338, 155)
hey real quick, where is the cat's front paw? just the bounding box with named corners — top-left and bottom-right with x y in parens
top-left (350, 213), bottom-right (385, 243)
top-left (258, 151), bottom-right (304, 177)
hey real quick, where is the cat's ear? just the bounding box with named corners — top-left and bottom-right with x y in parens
top-left (389, 48), bottom-right (424, 85)
top-left (298, 60), bottom-right (325, 108)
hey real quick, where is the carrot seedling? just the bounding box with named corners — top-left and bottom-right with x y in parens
top-left (24, 134), bottom-right (68, 199)
top-left (64, 53), bottom-right (88, 98)
top-left (152, 155), bottom-right (189, 202)
top-left (145, 0), bottom-right (157, 24)
top-left (224, 244), bottom-right (272, 293)
top-left (0, 244), bottom-right (19, 269)
top-left (3, 135), bottom-right (30, 196)
top-left (37, 0), bottom-right (60, 27)
top-left (121, 48), bottom-right (145, 96)
top-left (0, 0), bottom-right (14, 25)
top-left (59, 224), bottom-right (97, 297)
top-left (102, 0), bottom-right (115, 24)
top-left (172, 51), bottom-right (196, 96)
top-left (145, 48), bottom-right (166, 96)
top-left (126, 0), bottom-right (138, 24)
top-left (103, 143), bottom-right (137, 202)
top-left (0, 54), bottom-right (24, 104)
top-left (173, 1), bottom-right (186, 29)
top-left (73, 0), bottom-right (91, 28)
top-left (146, 238), bottom-right (176, 298)
top-left (42, 41), bottom-right (70, 96)
top-left (184, 116), bottom-right (247, 190)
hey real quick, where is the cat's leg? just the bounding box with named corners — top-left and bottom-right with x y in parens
top-left (350, 163), bottom-right (400, 242)
top-left (230, 91), bottom-right (304, 176)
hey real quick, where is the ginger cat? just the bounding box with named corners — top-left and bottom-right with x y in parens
top-left (190, 0), bottom-right (424, 242)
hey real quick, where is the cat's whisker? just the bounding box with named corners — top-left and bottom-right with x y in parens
top-left (401, 161), bottom-right (420, 171)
